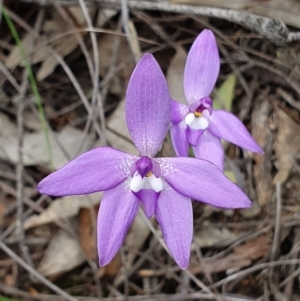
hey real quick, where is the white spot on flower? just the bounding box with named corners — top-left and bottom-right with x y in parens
top-left (130, 172), bottom-right (163, 193)
top-left (185, 111), bottom-right (210, 130)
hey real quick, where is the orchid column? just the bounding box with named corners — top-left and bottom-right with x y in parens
top-left (38, 54), bottom-right (252, 269)
top-left (171, 29), bottom-right (263, 170)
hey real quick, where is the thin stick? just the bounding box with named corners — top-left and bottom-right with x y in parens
top-left (0, 241), bottom-right (79, 301)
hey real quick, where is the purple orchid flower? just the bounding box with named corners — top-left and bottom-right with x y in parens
top-left (37, 54), bottom-right (252, 270)
top-left (171, 29), bottom-right (263, 170)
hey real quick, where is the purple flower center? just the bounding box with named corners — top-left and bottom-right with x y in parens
top-left (135, 156), bottom-right (153, 178)
top-left (191, 97), bottom-right (213, 116)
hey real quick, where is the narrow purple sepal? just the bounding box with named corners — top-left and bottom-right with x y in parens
top-left (170, 124), bottom-right (189, 157)
top-left (192, 130), bottom-right (224, 170)
top-left (184, 29), bottom-right (220, 104)
top-left (97, 182), bottom-right (140, 267)
top-left (209, 110), bottom-right (264, 154)
top-left (158, 157), bottom-right (252, 209)
top-left (126, 54), bottom-right (171, 157)
top-left (37, 147), bottom-right (135, 196)
top-left (156, 186), bottom-right (192, 269)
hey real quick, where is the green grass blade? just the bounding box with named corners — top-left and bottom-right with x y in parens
top-left (2, 6), bottom-right (53, 168)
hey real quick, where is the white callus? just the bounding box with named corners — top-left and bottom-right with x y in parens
top-left (185, 111), bottom-right (209, 130)
top-left (130, 173), bottom-right (163, 193)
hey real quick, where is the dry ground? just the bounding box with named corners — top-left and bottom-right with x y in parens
top-left (0, 1), bottom-right (300, 301)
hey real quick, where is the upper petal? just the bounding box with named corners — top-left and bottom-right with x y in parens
top-left (209, 110), bottom-right (264, 153)
top-left (97, 181), bottom-right (140, 266)
top-left (184, 29), bottom-right (220, 104)
top-left (37, 147), bottom-right (135, 196)
top-left (157, 157), bottom-right (251, 209)
top-left (192, 130), bottom-right (224, 170)
top-left (126, 54), bottom-right (171, 157)
top-left (155, 186), bottom-right (192, 269)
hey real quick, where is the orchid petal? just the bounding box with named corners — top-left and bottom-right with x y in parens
top-left (171, 100), bottom-right (189, 124)
top-left (170, 123), bottom-right (189, 157)
top-left (157, 157), bottom-right (251, 209)
top-left (209, 110), bottom-right (264, 153)
top-left (136, 190), bottom-right (159, 218)
top-left (192, 130), bottom-right (224, 170)
top-left (97, 181), bottom-right (140, 266)
top-left (187, 128), bottom-right (203, 146)
top-left (184, 29), bottom-right (220, 104)
top-left (156, 186), bottom-right (192, 269)
top-left (37, 147), bottom-right (135, 196)
top-left (126, 54), bottom-right (171, 157)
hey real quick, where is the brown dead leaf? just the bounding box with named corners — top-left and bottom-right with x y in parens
top-left (126, 20), bottom-right (142, 61)
top-left (98, 33), bottom-right (135, 96)
top-left (38, 229), bottom-right (85, 277)
top-left (106, 99), bottom-right (139, 155)
top-left (194, 225), bottom-right (245, 248)
top-left (5, 7), bottom-right (95, 80)
top-left (251, 98), bottom-right (273, 206)
top-left (79, 205), bottom-right (99, 261)
top-left (166, 46), bottom-right (187, 104)
top-left (233, 234), bottom-right (271, 260)
top-left (24, 193), bottom-right (102, 230)
top-left (273, 106), bottom-right (300, 183)
top-left (191, 235), bottom-right (270, 275)
top-left (104, 252), bottom-right (122, 277)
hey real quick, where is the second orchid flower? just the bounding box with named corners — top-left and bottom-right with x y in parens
top-left (170, 29), bottom-right (263, 170)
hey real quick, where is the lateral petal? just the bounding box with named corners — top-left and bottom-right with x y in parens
top-left (126, 54), bottom-right (171, 157)
top-left (209, 110), bottom-right (264, 153)
top-left (97, 181), bottom-right (140, 266)
top-left (171, 99), bottom-right (189, 124)
top-left (156, 186), bottom-right (193, 270)
top-left (157, 157), bottom-right (252, 209)
top-left (192, 130), bottom-right (224, 170)
top-left (37, 147), bottom-right (135, 196)
top-left (184, 29), bottom-right (220, 104)
top-left (170, 123), bottom-right (189, 157)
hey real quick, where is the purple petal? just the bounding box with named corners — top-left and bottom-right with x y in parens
top-left (156, 186), bottom-right (192, 269)
top-left (37, 147), bottom-right (135, 196)
top-left (170, 123), bottom-right (189, 157)
top-left (135, 190), bottom-right (159, 218)
top-left (126, 54), bottom-right (171, 157)
top-left (209, 110), bottom-right (264, 153)
top-left (157, 157), bottom-right (252, 209)
top-left (171, 100), bottom-right (189, 124)
top-left (192, 130), bottom-right (224, 170)
top-left (187, 128), bottom-right (203, 146)
top-left (184, 29), bottom-right (220, 104)
top-left (98, 181), bottom-right (140, 266)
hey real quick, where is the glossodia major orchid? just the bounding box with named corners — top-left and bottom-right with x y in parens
top-left (170, 29), bottom-right (263, 170)
top-left (37, 54), bottom-right (252, 270)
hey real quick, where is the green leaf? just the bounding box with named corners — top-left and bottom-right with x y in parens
top-left (224, 170), bottom-right (236, 183)
top-left (0, 297), bottom-right (20, 301)
top-left (213, 75), bottom-right (236, 111)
